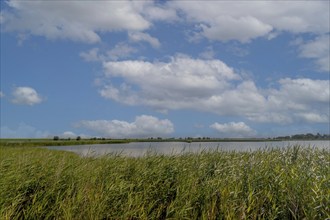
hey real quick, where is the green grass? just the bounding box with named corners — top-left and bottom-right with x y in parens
top-left (0, 146), bottom-right (329, 219)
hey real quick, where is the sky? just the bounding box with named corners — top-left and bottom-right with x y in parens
top-left (0, 0), bottom-right (329, 139)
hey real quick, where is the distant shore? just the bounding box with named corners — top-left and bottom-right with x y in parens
top-left (1, 134), bottom-right (329, 148)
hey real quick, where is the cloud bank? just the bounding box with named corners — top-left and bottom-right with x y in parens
top-left (171, 1), bottom-right (329, 42)
top-left (76, 115), bottom-right (174, 138)
top-left (210, 122), bottom-right (256, 137)
top-left (298, 35), bottom-right (330, 72)
top-left (99, 55), bottom-right (329, 124)
top-left (1, 1), bottom-right (177, 44)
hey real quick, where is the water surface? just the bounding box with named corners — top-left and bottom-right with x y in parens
top-left (46, 140), bottom-right (329, 157)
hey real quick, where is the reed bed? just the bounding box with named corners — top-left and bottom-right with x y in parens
top-left (0, 146), bottom-right (329, 219)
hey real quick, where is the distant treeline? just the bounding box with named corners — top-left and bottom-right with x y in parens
top-left (84, 133), bottom-right (330, 142)
top-left (275, 133), bottom-right (330, 140)
top-left (53, 133), bottom-right (330, 142)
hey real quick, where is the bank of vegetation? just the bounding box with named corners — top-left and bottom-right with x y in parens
top-left (1, 132), bottom-right (329, 148)
top-left (0, 145), bottom-right (329, 219)
top-left (0, 138), bottom-right (130, 148)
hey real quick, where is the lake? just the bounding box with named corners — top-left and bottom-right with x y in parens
top-left (46, 140), bottom-right (329, 157)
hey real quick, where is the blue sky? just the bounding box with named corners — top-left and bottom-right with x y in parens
top-left (1, 0), bottom-right (329, 138)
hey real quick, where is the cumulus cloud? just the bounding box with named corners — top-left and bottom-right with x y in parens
top-left (199, 16), bottom-right (273, 43)
top-left (80, 43), bottom-right (138, 62)
top-left (128, 32), bottom-right (161, 48)
top-left (100, 55), bottom-right (245, 110)
top-left (1, 1), bottom-right (153, 43)
top-left (210, 122), bottom-right (256, 137)
top-left (270, 78), bottom-right (329, 107)
top-left (141, 2), bottom-right (178, 22)
top-left (11, 86), bottom-right (43, 105)
top-left (0, 123), bottom-right (49, 138)
top-left (170, 2), bottom-right (329, 72)
top-left (107, 43), bottom-right (138, 60)
top-left (98, 55), bottom-right (329, 124)
top-left (4, 1), bottom-right (327, 44)
top-left (76, 115), bottom-right (174, 138)
top-left (3, 0), bottom-right (329, 58)
top-left (100, 55), bottom-right (266, 115)
top-left (1, 0), bottom-right (179, 44)
top-left (299, 35), bottom-right (330, 72)
top-left (170, 1), bottom-right (329, 43)
top-left (80, 48), bottom-right (102, 62)
top-left (249, 78), bottom-right (330, 124)
top-left (294, 113), bottom-right (329, 124)
top-left (3, 1), bottom-right (328, 74)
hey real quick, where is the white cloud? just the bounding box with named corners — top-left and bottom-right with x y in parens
top-left (3, 1), bottom-right (329, 51)
top-left (99, 55), bottom-right (329, 124)
top-left (76, 115), bottom-right (174, 138)
top-left (100, 55), bottom-right (266, 116)
top-left (210, 122), bottom-right (256, 137)
top-left (141, 2), bottom-right (178, 22)
top-left (294, 113), bottom-right (329, 123)
top-left (200, 16), bottom-right (273, 43)
top-left (107, 43), bottom-right (138, 60)
top-left (11, 86), bottom-right (43, 105)
top-left (1, 1), bottom-right (180, 44)
top-left (299, 35), bottom-right (330, 72)
top-left (100, 55), bottom-right (246, 110)
top-left (129, 32), bottom-right (161, 48)
top-left (0, 91), bottom-right (5, 98)
top-left (80, 43), bottom-right (137, 62)
top-left (0, 123), bottom-right (49, 138)
top-left (249, 78), bottom-right (330, 124)
top-left (268, 78), bottom-right (329, 109)
top-left (170, 1), bottom-right (329, 42)
top-left (205, 81), bottom-right (266, 116)
top-left (80, 48), bottom-right (102, 62)
top-left (280, 78), bottom-right (330, 124)
top-left (2, 1), bottom-right (152, 43)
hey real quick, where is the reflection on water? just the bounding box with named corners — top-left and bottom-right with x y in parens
top-left (46, 140), bottom-right (330, 157)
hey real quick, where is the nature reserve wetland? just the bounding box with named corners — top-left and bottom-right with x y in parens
top-left (0, 139), bottom-right (329, 219)
top-left (45, 140), bottom-right (330, 157)
top-left (1, 0), bottom-right (330, 219)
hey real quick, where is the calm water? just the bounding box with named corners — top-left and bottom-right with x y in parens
top-left (46, 140), bottom-right (329, 157)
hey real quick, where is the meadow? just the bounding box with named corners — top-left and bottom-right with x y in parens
top-left (0, 145), bottom-right (329, 219)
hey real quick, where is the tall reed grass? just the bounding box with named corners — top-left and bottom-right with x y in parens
top-left (0, 146), bottom-right (329, 219)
